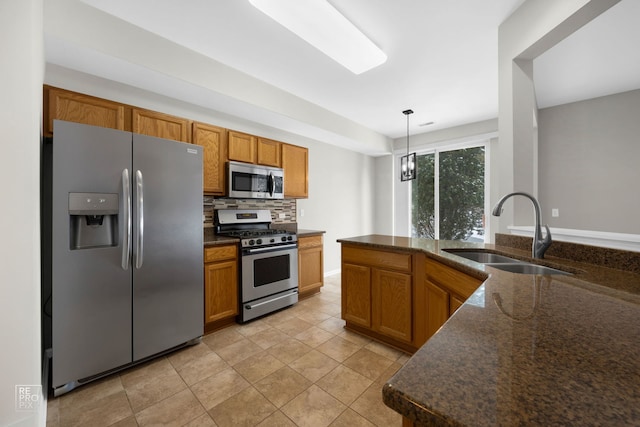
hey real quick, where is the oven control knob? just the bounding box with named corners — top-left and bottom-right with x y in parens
top-left (270, 238), bottom-right (275, 243)
top-left (287, 236), bottom-right (293, 241)
top-left (256, 239), bottom-right (262, 245)
top-left (248, 239), bottom-right (255, 246)
top-left (281, 236), bottom-right (286, 242)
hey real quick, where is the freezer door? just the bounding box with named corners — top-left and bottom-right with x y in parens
top-left (51, 121), bottom-right (133, 389)
top-left (132, 134), bottom-right (203, 360)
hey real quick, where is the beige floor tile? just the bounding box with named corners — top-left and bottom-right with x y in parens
top-left (343, 348), bottom-right (394, 381)
top-left (190, 368), bottom-right (250, 410)
top-left (135, 388), bottom-right (205, 427)
top-left (316, 317), bottom-right (346, 335)
top-left (295, 309), bottom-right (332, 325)
top-left (232, 352), bottom-right (285, 384)
top-left (254, 366), bottom-right (312, 408)
top-left (109, 416), bottom-right (139, 427)
top-left (57, 375), bottom-right (124, 410)
top-left (288, 349), bottom-right (339, 383)
top-left (294, 326), bottom-right (335, 348)
top-left (120, 357), bottom-right (187, 412)
top-left (202, 326), bottom-right (244, 352)
top-left (317, 303), bottom-right (342, 317)
top-left (329, 408), bottom-right (376, 427)
top-left (350, 382), bottom-right (402, 427)
top-left (267, 338), bottom-right (313, 364)
top-left (246, 326), bottom-right (290, 350)
top-left (183, 413), bottom-right (218, 427)
top-left (256, 410), bottom-right (297, 427)
top-left (316, 365), bottom-right (372, 405)
top-left (176, 351), bottom-right (230, 386)
top-left (316, 336), bottom-right (362, 362)
top-left (281, 384), bottom-right (346, 427)
top-left (214, 338), bottom-right (264, 366)
top-left (235, 319), bottom-right (272, 337)
top-left (364, 340), bottom-right (407, 362)
top-left (336, 329), bottom-right (372, 347)
top-left (167, 342), bottom-right (214, 371)
top-left (272, 317), bottom-right (314, 336)
top-left (58, 390), bottom-right (133, 427)
top-left (46, 397), bottom-right (59, 427)
top-left (209, 386), bottom-right (276, 427)
top-left (374, 361), bottom-right (403, 385)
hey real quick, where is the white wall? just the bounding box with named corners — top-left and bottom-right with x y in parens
top-left (497, 0), bottom-right (621, 233)
top-left (0, 0), bottom-right (45, 426)
top-left (45, 66), bottom-right (377, 275)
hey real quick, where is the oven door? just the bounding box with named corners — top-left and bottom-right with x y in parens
top-left (241, 244), bottom-right (298, 302)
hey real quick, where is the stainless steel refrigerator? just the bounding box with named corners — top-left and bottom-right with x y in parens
top-left (47, 120), bottom-right (203, 396)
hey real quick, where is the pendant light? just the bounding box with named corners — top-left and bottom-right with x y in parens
top-left (400, 109), bottom-right (416, 181)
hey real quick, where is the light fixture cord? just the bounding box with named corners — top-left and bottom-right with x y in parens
top-left (406, 113), bottom-right (410, 155)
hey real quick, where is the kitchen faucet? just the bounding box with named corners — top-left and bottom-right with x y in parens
top-left (492, 192), bottom-right (552, 259)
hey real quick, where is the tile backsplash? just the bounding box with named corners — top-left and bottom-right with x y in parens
top-left (203, 197), bottom-right (297, 229)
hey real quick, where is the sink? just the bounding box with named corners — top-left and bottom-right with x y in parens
top-left (487, 263), bottom-right (572, 276)
top-left (444, 249), bottom-right (521, 264)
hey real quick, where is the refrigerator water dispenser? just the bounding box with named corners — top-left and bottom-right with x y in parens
top-left (69, 192), bottom-right (119, 249)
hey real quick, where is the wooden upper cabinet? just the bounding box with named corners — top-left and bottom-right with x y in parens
top-left (44, 86), bottom-right (126, 136)
top-left (132, 108), bottom-right (191, 143)
top-left (282, 143), bottom-right (309, 198)
top-left (257, 138), bottom-right (282, 167)
top-left (193, 122), bottom-right (228, 195)
top-left (228, 131), bottom-right (257, 163)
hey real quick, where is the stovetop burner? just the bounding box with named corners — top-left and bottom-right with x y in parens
top-left (214, 209), bottom-right (297, 249)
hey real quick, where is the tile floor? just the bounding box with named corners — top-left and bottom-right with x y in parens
top-left (46, 275), bottom-right (410, 427)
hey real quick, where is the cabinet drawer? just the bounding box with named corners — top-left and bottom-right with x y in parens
top-left (204, 245), bottom-right (237, 263)
top-left (298, 234), bottom-right (323, 249)
top-left (342, 246), bottom-right (412, 272)
top-left (425, 258), bottom-right (482, 299)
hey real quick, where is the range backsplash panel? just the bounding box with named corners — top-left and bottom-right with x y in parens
top-left (203, 197), bottom-right (297, 229)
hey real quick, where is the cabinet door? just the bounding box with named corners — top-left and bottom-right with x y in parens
top-left (132, 108), bottom-right (191, 143)
top-left (425, 279), bottom-right (449, 340)
top-left (450, 295), bottom-right (464, 315)
top-left (257, 138), bottom-right (282, 167)
top-left (228, 131), bottom-right (257, 163)
top-left (298, 245), bottom-right (323, 294)
top-left (193, 122), bottom-right (227, 194)
top-left (45, 87), bottom-right (125, 136)
top-left (281, 143), bottom-right (308, 198)
top-left (372, 269), bottom-right (413, 343)
top-left (342, 263), bottom-right (371, 328)
top-left (204, 260), bottom-right (238, 323)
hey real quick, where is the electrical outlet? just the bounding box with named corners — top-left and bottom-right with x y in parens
top-left (278, 213), bottom-right (286, 219)
top-left (552, 208), bottom-right (559, 217)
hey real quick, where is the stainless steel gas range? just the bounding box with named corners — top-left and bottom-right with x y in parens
top-left (214, 209), bottom-right (298, 322)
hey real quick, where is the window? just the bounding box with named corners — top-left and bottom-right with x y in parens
top-left (410, 143), bottom-right (487, 242)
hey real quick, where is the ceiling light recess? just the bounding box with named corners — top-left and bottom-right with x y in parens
top-left (248, 0), bottom-right (387, 74)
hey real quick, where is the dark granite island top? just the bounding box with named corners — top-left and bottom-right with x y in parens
top-left (337, 235), bottom-right (640, 426)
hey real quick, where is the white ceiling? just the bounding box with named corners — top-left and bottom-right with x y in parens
top-left (45, 0), bottom-right (640, 153)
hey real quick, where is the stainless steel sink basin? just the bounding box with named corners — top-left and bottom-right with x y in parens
top-left (444, 250), bottom-right (520, 264)
top-left (486, 263), bottom-right (572, 276)
top-left (443, 249), bottom-right (572, 276)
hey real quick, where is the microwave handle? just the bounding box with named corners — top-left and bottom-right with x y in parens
top-left (268, 172), bottom-right (275, 197)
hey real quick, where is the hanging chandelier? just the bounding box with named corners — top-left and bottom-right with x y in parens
top-left (400, 109), bottom-right (416, 181)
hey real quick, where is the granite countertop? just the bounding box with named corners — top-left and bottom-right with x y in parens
top-left (338, 235), bottom-right (640, 426)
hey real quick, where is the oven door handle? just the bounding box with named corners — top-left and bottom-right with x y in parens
top-left (244, 243), bottom-right (298, 254)
top-left (245, 289), bottom-right (298, 310)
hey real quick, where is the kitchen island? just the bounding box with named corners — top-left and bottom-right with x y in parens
top-left (338, 235), bottom-right (640, 426)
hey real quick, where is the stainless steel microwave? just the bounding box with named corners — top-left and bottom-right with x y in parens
top-left (227, 161), bottom-right (284, 199)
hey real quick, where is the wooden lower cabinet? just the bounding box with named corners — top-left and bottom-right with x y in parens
top-left (204, 245), bottom-right (239, 333)
top-left (297, 234), bottom-right (324, 298)
top-left (420, 257), bottom-right (483, 343)
top-left (341, 245), bottom-right (414, 351)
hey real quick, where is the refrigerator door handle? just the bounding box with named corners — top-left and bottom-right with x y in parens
top-left (135, 170), bottom-right (144, 269)
top-left (121, 168), bottom-right (131, 270)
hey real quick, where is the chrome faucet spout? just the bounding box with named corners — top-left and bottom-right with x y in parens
top-left (492, 192), bottom-right (552, 259)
